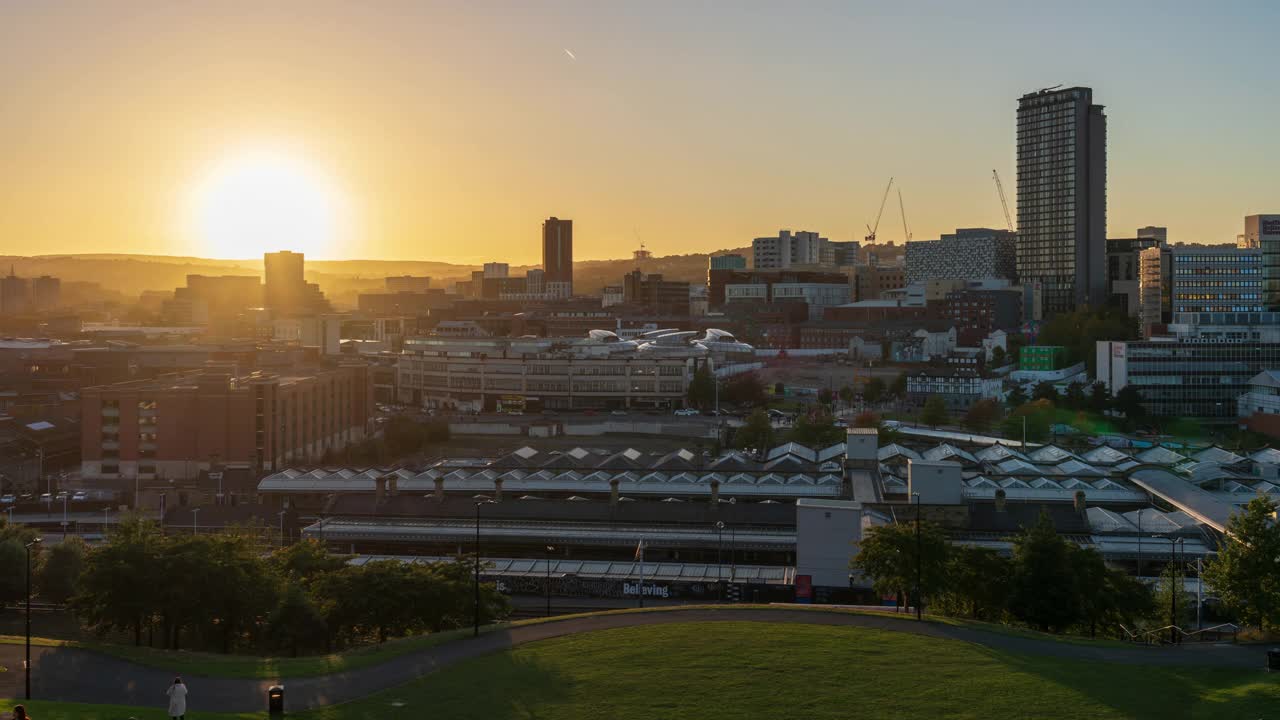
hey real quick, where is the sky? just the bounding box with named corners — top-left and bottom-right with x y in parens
top-left (1, 0), bottom-right (1277, 263)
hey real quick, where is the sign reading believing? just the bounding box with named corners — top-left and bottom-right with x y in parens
top-left (622, 582), bottom-right (670, 598)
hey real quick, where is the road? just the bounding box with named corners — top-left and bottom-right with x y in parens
top-left (0, 607), bottom-right (1268, 714)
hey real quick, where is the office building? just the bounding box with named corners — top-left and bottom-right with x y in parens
top-left (397, 329), bottom-right (753, 412)
top-left (752, 230), bottom-right (830, 270)
top-left (1138, 246), bottom-right (1263, 335)
top-left (1245, 215), bottom-right (1280, 310)
top-left (903, 228), bottom-right (1017, 284)
top-left (851, 263), bottom-right (906, 301)
top-left (707, 255), bottom-right (748, 307)
top-left (1016, 86), bottom-right (1108, 315)
top-left (32, 276), bottom-right (61, 311)
top-left (542, 217), bottom-right (574, 292)
top-left (1107, 235), bottom-right (1164, 316)
top-left (830, 241), bottom-right (860, 266)
top-left (0, 268), bottom-right (30, 315)
top-left (80, 363), bottom-right (371, 480)
top-left (1138, 246), bottom-right (1171, 335)
top-left (622, 271), bottom-right (691, 313)
top-left (264, 251), bottom-right (330, 316)
top-left (385, 276), bottom-right (432, 293)
top-left (483, 262), bottom-right (510, 279)
top-left (1136, 226), bottom-right (1167, 245)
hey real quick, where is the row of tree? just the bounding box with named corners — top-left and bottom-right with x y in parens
top-left (854, 512), bottom-right (1154, 635)
top-left (68, 517), bottom-right (507, 655)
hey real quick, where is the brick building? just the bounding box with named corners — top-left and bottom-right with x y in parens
top-left (80, 363), bottom-right (371, 482)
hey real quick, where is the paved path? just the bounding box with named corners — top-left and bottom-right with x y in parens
top-left (0, 608), bottom-right (1270, 714)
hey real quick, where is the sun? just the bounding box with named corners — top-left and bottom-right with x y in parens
top-left (188, 147), bottom-right (346, 259)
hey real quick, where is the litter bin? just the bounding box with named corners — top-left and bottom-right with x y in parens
top-left (268, 685), bottom-right (285, 715)
top-left (1268, 649), bottom-right (1280, 672)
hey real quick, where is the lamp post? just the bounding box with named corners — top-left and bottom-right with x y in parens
top-left (192, 507), bottom-right (200, 536)
top-left (24, 537), bottom-right (41, 700)
top-left (474, 499), bottom-right (494, 637)
top-left (278, 510), bottom-right (288, 549)
top-left (60, 493), bottom-right (68, 539)
top-left (102, 506), bottom-right (110, 533)
top-left (1135, 508), bottom-right (1144, 578)
top-left (1154, 535), bottom-right (1184, 644)
top-left (715, 521), bottom-right (725, 602)
top-left (545, 544), bottom-right (555, 618)
top-left (913, 492), bottom-right (922, 621)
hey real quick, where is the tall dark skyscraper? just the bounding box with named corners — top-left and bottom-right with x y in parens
top-left (1016, 86), bottom-right (1107, 316)
top-left (542, 217), bottom-right (573, 291)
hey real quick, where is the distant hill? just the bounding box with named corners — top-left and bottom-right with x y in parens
top-left (0, 247), bottom-right (755, 306)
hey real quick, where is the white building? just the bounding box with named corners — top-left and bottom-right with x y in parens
top-left (752, 230), bottom-right (831, 269)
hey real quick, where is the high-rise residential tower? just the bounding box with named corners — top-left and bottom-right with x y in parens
top-left (542, 217), bottom-right (574, 293)
top-left (1016, 86), bottom-right (1107, 316)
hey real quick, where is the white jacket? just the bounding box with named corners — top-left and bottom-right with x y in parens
top-left (167, 682), bottom-right (188, 716)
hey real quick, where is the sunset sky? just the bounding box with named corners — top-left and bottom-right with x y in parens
top-left (1, 1), bottom-right (1277, 263)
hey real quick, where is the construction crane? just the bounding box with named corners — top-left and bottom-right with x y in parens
top-left (898, 188), bottom-right (911, 242)
top-left (992, 169), bottom-right (1014, 232)
top-left (864, 177), bottom-right (894, 244)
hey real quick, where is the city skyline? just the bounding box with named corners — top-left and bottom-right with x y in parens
top-left (2, 1), bottom-right (1278, 262)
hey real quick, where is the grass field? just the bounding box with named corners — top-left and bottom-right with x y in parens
top-left (5, 620), bottom-right (1274, 719)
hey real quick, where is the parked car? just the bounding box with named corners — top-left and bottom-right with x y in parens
top-left (610, 410), bottom-right (628, 416)
top-left (674, 408), bottom-right (699, 416)
top-left (72, 491), bottom-right (89, 502)
top-left (0, 495), bottom-right (15, 505)
top-left (39, 493), bottom-right (51, 503)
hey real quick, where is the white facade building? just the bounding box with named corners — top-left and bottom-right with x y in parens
top-left (752, 230), bottom-right (831, 269)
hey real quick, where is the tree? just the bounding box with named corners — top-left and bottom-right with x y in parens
top-left (1071, 546), bottom-right (1152, 637)
top-left (1088, 382), bottom-right (1111, 414)
top-left (787, 407), bottom-right (844, 447)
top-left (817, 388), bottom-right (834, 408)
top-left (920, 395), bottom-right (949, 428)
top-left (1113, 385), bottom-right (1147, 421)
top-left (1005, 386), bottom-right (1027, 408)
top-left (1148, 559), bottom-right (1195, 632)
top-left (270, 539), bottom-right (349, 589)
top-left (991, 345), bottom-right (1007, 367)
top-left (773, 381), bottom-right (786, 396)
top-left (853, 411), bottom-right (879, 428)
top-left (853, 520), bottom-right (950, 613)
top-left (938, 546), bottom-right (1010, 620)
top-left (1203, 496), bottom-right (1280, 631)
top-left (1032, 381), bottom-right (1059, 404)
top-left (1063, 382), bottom-right (1086, 411)
top-left (1036, 305), bottom-right (1139, 373)
top-left (890, 373), bottom-right (907, 398)
top-left (1002, 400), bottom-right (1053, 443)
top-left (838, 386), bottom-right (854, 409)
top-left (734, 409), bottom-right (775, 451)
top-left (687, 363), bottom-right (716, 410)
top-left (722, 372), bottom-right (767, 407)
top-left (864, 377), bottom-right (886, 405)
top-left (0, 540), bottom-right (27, 605)
top-left (75, 515), bottom-right (164, 646)
top-left (1008, 511), bottom-right (1080, 632)
top-left (266, 583), bottom-right (329, 657)
top-left (963, 399), bottom-right (1002, 433)
top-left (39, 535), bottom-right (86, 603)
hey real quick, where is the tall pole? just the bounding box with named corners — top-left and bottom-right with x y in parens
top-left (474, 502), bottom-right (481, 636)
top-left (914, 492), bottom-right (922, 621)
top-left (278, 510), bottom-right (287, 549)
top-left (192, 508), bottom-right (199, 536)
top-left (1196, 557), bottom-right (1203, 630)
top-left (545, 544), bottom-right (555, 618)
top-left (24, 537), bottom-right (40, 700)
top-left (716, 521), bottom-right (724, 602)
top-left (1136, 510), bottom-right (1143, 578)
top-left (61, 494), bottom-right (67, 539)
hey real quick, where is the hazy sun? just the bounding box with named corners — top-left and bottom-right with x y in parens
top-left (188, 147), bottom-right (346, 259)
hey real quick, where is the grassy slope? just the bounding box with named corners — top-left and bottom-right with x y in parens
top-left (4, 621), bottom-right (1277, 719)
top-left (293, 623), bottom-right (1280, 720)
top-left (0, 605), bottom-right (1141, 679)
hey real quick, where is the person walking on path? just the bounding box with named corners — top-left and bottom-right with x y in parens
top-left (166, 676), bottom-right (188, 720)
top-left (10, 705), bottom-right (31, 720)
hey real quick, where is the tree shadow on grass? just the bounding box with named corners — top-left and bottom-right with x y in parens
top-left (976, 645), bottom-right (1280, 720)
top-left (325, 650), bottom-right (574, 720)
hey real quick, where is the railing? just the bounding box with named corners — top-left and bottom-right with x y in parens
top-left (1120, 622), bottom-right (1240, 645)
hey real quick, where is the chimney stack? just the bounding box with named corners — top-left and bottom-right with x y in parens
top-left (610, 478), bottom-right (620, 506)
top-left (709, 478), bottom-right (720, 505)
top-left (375, 476), bottom-right (386, 504)
top-left (994, 488), bottom-right (1006, 512)
top-left (434, 477), bottom-right (445, 503)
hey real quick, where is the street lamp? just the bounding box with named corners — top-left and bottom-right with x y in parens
top-left (474, 499), bottom-right (495, 637)
top-left (913, 492), bottom-right (922, 621)
top-left (102, 506), bottom-right (110, 534)
top-left (715, 521), bottom-right (725, 602)
top-left (24, 537), bottom-right (42, 700)
top-left (545, 544), bottom-right (556, 618)
top-left (1153, 534), bottom-right (1185, 644)
top-left (278, 510), bottom-right (288, 549)
top-left (192, 507), bottom-right (200, 536)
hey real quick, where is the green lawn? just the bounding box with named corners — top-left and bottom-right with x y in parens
top-left (2, 621), bottom-right (1276, 719)
top-left (0, 605), bottom-right (1142, 680)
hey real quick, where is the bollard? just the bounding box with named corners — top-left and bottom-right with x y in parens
top-left (268, 685), bottom-right (285, 715)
